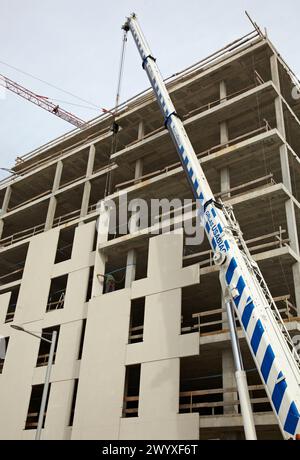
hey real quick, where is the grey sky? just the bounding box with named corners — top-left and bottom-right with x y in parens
top-left (0, 0), bottom-right (299, 179)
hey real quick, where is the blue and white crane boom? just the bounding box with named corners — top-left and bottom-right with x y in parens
top-left (123, 13), bottom-right (300, 440)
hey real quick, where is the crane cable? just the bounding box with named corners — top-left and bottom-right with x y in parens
top-left (0, 59), bottom-right (100, 109)
top-left (104, 28), bottom-right (128, 198)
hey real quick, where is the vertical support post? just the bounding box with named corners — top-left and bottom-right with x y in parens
top-left (0, 185), bottom-right (12, 239)
top-left (35, 330), bottom-right (57, 440)
top-left (219, 81), bottom-right (230, 199)
top-left (92, 201), bottom-right (111, 297)
top-left (45, 161), bottom-right (63, 231)
top-left (224, 298), bottom-right (257, 440)
top-left (270, 54), bottom-right (300, 313)
top-left (80, 145), bottom-right (96, 220)
top-left (125, 122), bottom-right (144, 288)
top-left (138, 119), bottom-right (145, 141)
top-left (222, 348), bottom-right (238, 415)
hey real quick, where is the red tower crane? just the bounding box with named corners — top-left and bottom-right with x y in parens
top-left (0, 74), bottom-right (86, 128)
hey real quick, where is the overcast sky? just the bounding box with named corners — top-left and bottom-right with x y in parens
top-left (0, 0), bottom-right (299, 179)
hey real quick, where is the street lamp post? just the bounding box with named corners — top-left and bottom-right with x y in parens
top-left (11, 325), bottom-right (57, 440)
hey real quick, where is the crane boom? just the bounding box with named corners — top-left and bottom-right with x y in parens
top-left (0, 74), bottom-right (85, 128)
top-left (124, 13), bottom-right (300, 439)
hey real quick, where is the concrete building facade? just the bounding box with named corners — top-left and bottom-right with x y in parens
top-left (0, 26), bottom-right (300, 440)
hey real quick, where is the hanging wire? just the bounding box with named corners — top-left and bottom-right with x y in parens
top-left (104, 28), bottom-right (128, 198)
top-left (0, 59), bottom-right (100, 109)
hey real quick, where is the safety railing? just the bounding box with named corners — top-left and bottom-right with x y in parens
top-left (123, 383), bottom-right (270, 418)
top-left (4, 307), bottom-right (16, 323)
top-left (183, 227), bottom-right (289, 269)
top-left (25, 412), bottom-right (46, 429)
top-left (181, 295), bottom-right (298, 337)
top-left (115, 121), bottom-right (272, 192)
top-left (36, 352), bottom-right (56, 368)
top-left (0, 224), bottom-right (45, 248)
top-left (0, 267), bottom-right (24, 285)
top-left (128, 325), bottom-right (144, 343)
top-left (46, 292), bottom-right (65, 312)
top-left (179, 384), bottom-right (270, 416)
top-left (122, 396), bottom-right (139, 417)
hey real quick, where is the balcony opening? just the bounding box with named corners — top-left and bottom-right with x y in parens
top-left (128, 298), bottom-right (145, 344)
top-left (53, 185), bottom-right (84, 227)
top-left (122, 364), bottom-right (141, 418)
top-left (55, 226), bottom-right (76, 263)
top-left (180, 355), bottom-right (223, 416)
top-left (98, 253), bottom-right (127, 294)
top-left (181, 276), bottom-right (223, 336)
top-left (3, 284), bottom-right (20, 323)
top-left (86, 267), bottom-right (94, 302)
top-left (0, 337), bottom-right (9, 373)
top-left (36, 325), bottom-right (60, 367)
top-left (78, 319), bottom-right (87, 360)
top-left (0, 243), bottom-right (29, 285)
top-left (69, 379), bottom-right (79, 426)
top-left (135, 246), bottom-right (149, 281)
top-left (59, 148), bottom-right (89, 188)
top-left (25, 384), bottom-right (51, 430)
top-left (46, 275), bottom-right (68, 312)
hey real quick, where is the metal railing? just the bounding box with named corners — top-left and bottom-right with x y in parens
top-left (181, 295), bottom-right (298, 337)
top-left (183, 227), bottom-right (288, 269)
top-left (123, 383), bottom-right (270, 418)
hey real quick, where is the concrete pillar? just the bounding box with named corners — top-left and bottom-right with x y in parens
top-left (86, 144), bottom-right (96, 177)
top-left (270, 54), bottom-right (300, 313)
top-left (138, 120), bottom-right (145, 140)
top-left (79, 145), bottom-right (96, 221)
top-left (80, 181), bottom-right (91, 219)
top-left (92, 202), bottom-right (110, 297)
top-left (0, 185), bottom-right (12, 239)
top-left (222, 347), bottom-right (238, 415)
top-left (219, 81), bottom-right (230, 199)
top-left (134, 159), bottom-right (143, 182)
top-left (45, 160), bottom-right (63, 231)
top-left (125, 249), bottom-right (137, 288)
top-left (125, 123), bottom-right (145, 288)
top-left (52, 160), bottom-right (63, 192)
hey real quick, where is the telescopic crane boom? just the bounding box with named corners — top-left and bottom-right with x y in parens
top-left (123, 13), bottom-right (300, 440)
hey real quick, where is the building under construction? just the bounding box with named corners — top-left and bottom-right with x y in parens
top-left (0, 22), bottom-right (300, 440)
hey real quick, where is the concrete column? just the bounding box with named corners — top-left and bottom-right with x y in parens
top-left (219, 81), bottom-right (230, 199)
top-left (80, 181), bottom-right (91, 219)
top-left (0, 185), bottom-right (12, 239)
top-left (270, 54), bottom-right (300, 312)
top-left (52, 160), bottom-right (63, 192)
top-left (125, 123), bottom-right (144, 288)
top-left (134, 159), bottom-right (143, 182)
top-left (92, 202), bottom-right (110, 297)
top-left (79, 145), bottom-right (96, 221)
top-left (45, 160), bottom-right (63, 231)
top-left (86, 144), bottom-right (96, 177)
top-left (138, 120), bottom-right (145, 140)
top-left (222, 348), bottom-right (239, 415)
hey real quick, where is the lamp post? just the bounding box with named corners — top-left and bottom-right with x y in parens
top-left (11, 324), bottom-right (57, 440)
